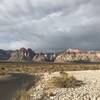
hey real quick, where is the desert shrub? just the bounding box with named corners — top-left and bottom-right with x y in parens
top-left (48, 71), bottom-right (83, 88)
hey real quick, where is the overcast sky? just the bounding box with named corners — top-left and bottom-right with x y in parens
top-left (0, 0), bottom-right (100, 52)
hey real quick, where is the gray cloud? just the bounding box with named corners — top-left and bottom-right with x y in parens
top-left (0, 0), bottom-right (100, 51)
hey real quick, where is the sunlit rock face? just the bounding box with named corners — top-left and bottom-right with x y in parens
top-left (32, 52), bottom-right (46, 62)
top-left (32, 52), bottom-right (56, 62)
top-left (19, 48), bottom-right (28, 61)
top-left (55, 48), bottom-right (100, 63)
top-left (8, 50), bottom-right (19, 62)
top-left (18, 47), bottom-right (35, 61)
top-left (44, 53), bottom-right (56, 62)
top-left (6, 47), bottom-right (56, 62)
top-left (19, 48), bottom-right (36, 61)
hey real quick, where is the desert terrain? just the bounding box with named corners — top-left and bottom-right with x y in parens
top-left (0, 62), bottom-right (100, 100)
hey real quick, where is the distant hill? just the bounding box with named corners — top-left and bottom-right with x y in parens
top-left (0, 49), bottom-right (10, 60)
top-left (0, 48), bottom-right (100, 63)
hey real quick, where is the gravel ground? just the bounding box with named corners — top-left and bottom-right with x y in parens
top-left (29, 70), bottom-right (100, 100)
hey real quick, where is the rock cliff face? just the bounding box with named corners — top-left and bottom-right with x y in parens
top-left (8, 48), bottom-right (35, 62)
top-left (8, 48), bottom-right (56, 62)
top-left (33, 53), bottom-right (56, 62)
top-left (8, 50), bottom-right (19, 62)
top-left (55, 48), bottom-right (100, 63)
top-left (44, 53), bottom-right (56, 62)
top-left (33, 53), bottom-right (46, 62)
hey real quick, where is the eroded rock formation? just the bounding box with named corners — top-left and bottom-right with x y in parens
top-left (55, 48), bottom-right (100, 63)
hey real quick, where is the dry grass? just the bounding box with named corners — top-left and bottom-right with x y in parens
top-left (0, 62), bottom-right (100, 74)
top-left (48, 71), bottom-right (84, 88)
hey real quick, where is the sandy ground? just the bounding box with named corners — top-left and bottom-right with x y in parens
top-left (30, 70), bottom-right (100, 100)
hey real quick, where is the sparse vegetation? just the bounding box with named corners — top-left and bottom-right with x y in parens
top-left (48, 71), bottom-right (83, 88)
top-left (0, 62), bottom-right (100, 74)
top-left (0, 62), bottom-right (98, 100)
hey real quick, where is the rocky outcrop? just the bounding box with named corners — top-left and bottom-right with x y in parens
top-left (8, 50), bottom-right (19, 62)
top-left (32, 53), bottom-right (56, 62)
top-left (8, 48), bottom-right (56, 62)
top-left (33, 53), bottom-right (46, 62)
top-left (44, 53), bottom-right (56, 62)
top-left (19, 48), bottom-right (35, 61)
top-left (55, 48), bottom-right (100, 63)
top-left (8, 48), bottom-right (35, 62)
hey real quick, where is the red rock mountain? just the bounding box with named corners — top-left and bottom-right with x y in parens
top-left (55, 48), bottom-right (100, 63)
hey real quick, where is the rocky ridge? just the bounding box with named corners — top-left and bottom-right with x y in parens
top-left (55, 48), bottom-right (100, 63)
top-left (0, 48), bottom-right (100, 62)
